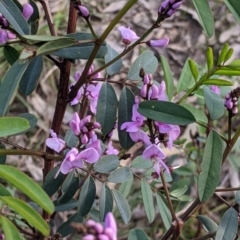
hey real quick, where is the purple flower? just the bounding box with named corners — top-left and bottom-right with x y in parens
top-left (158, 81), bottom-right (168, 101)
top-left (106, 141), bottom-right (119, 155)
top-left (69, 112), bottom-right (81, 135)
top-left (121, 104), bottom-right (145, 132)
top-left (45, 129), bottom-right (66, 153)
top-left (86, 135), bottom-right (102, 157)
top-left (210, 85), bottom-right (220, 95)
top-left (87, 82), bottom-right (102, 114)
top-left (129, 130), bottom-right (151, 145)
top-left (158, 0), bottom-right (182, 18)
top-left (58, 147), bottom-right (99, 175)
top-left (78, 5), bottom-right (90, 18)
top-left (104, 212), bottom-right (117, 240)
top-left (0, 29), bottom-right (7, 44)
top-left (22, 3), bottom-right (34, 21)
top-left (118, 26), bottom-right (139, 45)
top-left (147, 38), bottom-right (169, 48)
top-left (142, 144), bottom-right (169, 175)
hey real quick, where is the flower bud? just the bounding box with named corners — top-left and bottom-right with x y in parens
top-left (147, 38), bottom-right (169, 48)
top-left (78, 5), bottom-right (90, 19)
top-left (140, 84), bottom-right (148, 98)
top-left (232, 107), bottom-right (238, 115)
top-left (0, 29), bottom-right (8, 44)
top-left (22, 3), bottom-right (34, 21)
top-left (81, 134), bottom-right (88, 144)
top-left (118, 26), bottom-right (139, 45)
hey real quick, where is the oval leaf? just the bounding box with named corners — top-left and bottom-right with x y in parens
top-left (96, 82), bottom-right (118, 136)
top-left (119, 172), bottom-right (133, 197)
top-left (198, 130), bottom-right (223, 202)
top-left (99, 184), bottom-right (113, 221)
top-left (105, 45), bottom-right (122, 75)
top-left (112, 189), bottom-right (131, 224)
top-left (224, 0), bottom-right (240, 25)
top-left (138, 100), bottom-right (196, 125)
top-left (128, 229), bottom-right (150, 240)
top-left (107, 167), bottom-right (131, 183)
top-left (0, 165), bottom-right (54, 214)
top-left (1, 196), bottom-right (50, 236)
top-left (141, 179), bottom-right (155, 223)
top-left (196, 215), bottom-right (218, 232)
top-left (215, 208), bottom-right (238, 240)
top-left (94, 155), bottom-right (119, 173)
top-left (78, 176), bottom-right (96, 216)
top-left (0, 216), bottom-right (22, 240)
top-left (202, 78), bottom-right (232, 86)
top-left (206, 47), bottom-right (214, 70)
top-left (3, 45), bottom-right (19, 65)
top-left (192, 0), bottom-right (215, 38)
top-left (0, 183), bottom-right (11, 196)
top-left (128, 51), bottom-right (158, 80)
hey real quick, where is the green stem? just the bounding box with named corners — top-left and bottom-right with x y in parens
top-left (86, 19), bottom-right (98, 39)
top-left (228, 112), bottom-right (232, 141)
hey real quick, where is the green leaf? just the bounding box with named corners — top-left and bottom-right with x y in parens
top-left (0, 145), bottom-right (6, 164)
top-left (29, 0), bottom-right (39, 35)
top-left (131, 156), bottom-right (152, 169)
top-left (64, 129), bottom-right (79, 148)
top-left (0, 165), bottom-right (54, 214)
top-left (119, 172), bottom-right (133, 197)
top-left (180, 103), bottom-right (207, 124)
top-left (99, 184), bottom-right (113, 222)
top-left (206, 47), bottom-right (214, 70)
top-left (0, 117), bottom-right (30, 137)
top-left (160, 55), bottom-right (174, 100)
top-left (1, 196), bottom-right (50, 236)
top-left (55, 199), bottom-right (78, 212)
top-left (0, 60), bottom-right (29, 116)
top-left (0, 216), bottom-right (22, 240)
top-left (198, 130), bottom-right (223, 202)
top-left (192, 0), bottom-right (214, 38)
top-left (118, 87), bottom-right (135, 149)
top-left (224, 48), bottom-right (234, 63)
top-left (78, 176), bottom-right (96, 216)
top-left (96, 82), bottom-right (118, 136)
top-left (19, 56), bottom-right (43, 96)
top-left (128, 51), bottom-right (158, 80)
top-left (53, 33), bottom-right (107, 59)
top-left (204, 86), bottom-right (224, 120)
top-left (3, 46), bottom-right (19, 65)
top-left (141, 179), bottom-right (155, 223)
top-left (0, 184), bottom-right (11, 196)
top-left (177, 58), bottom-right (194, 93)
top-left (17, 113), bottom-right (38, 133)
top-left (105, 45), bottom-right (122, 75)
top-left (37, 38), bottom-right (76, 56)
top-left (156, 193), bottom-right (172, 230)
top-left (196, 215), bottom-right (218, 232)
top-left (188, 59), bottom-right (199, 80)
top-left (224, 0), bottom-right (240, 25)
top-left (0, 0), bottom-right (29, 34)
top-left (235, 190), bottom-right (240, 204)
top-left (42, 166), bottom-right (64, 197)
top-left (217, 44), bottom-right (229, 66)
top-left (112, 189), bottom-right (131, 224)
top-left (94, 155), bottom-right (119, 173)
top-left (215, 208), bottom-right (238, 240)
top-left (202, 78), bottom-right (232, 86)
top-left (138, 100), bottom-right (196, 125)
top-left (107, 167), bottom-right (132, 183)
top-left (57, 213), bottom-right (83, 237)
top-left (170, 185), bottom-right (188, 198)
top-left (128, 229), bottom-right (150, 240)
top-left (61, 171), bottom-right (74, 192)
top-left (21, 35), bottom-right (69, 43)
top-left (215, 69), bottom-right (240, 76)
top-left (227, 59), bottom-right (240, 68)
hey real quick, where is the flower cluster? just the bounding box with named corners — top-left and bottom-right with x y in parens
top-left (82, 212), bottom-right (117, 240)
top-left (121, 75), bottom-right (180, 177)
top-left (158, 0), bottom-right (182, 19)
top-left (224, 87), bottom-right (240, 117)
top-left (0, 4), bottom-right (33, 44)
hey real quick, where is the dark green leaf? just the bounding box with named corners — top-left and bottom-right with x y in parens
top-left (19, 56), bottom-right (43, 95)
top-left (107, 167), bottom-right (131, 183)
top-left (3, 46), bottom-right (19, 65)
top-left (0, 117), bottom-right (30, 137)
top-left (196, 215), bottom-right (218, 232)
top-left (1, 196), bottom-right (50, 236)
top-left (235, 190), bottom-right (240, 204)
top-left (128, 51), bottom-right (158, 80)
top-left (217, 44), bottom-right (229, 66)
top-left (0, 145), bottom-right (6, 164)
top-left (55, 199), bottom-right (78, 212)
top-left (0, 216), bottom-right (22, 240)
top-left (202, 78), bottom-right (232, 86)
top-left (96, 82), bottom-right (118, 136)
top-left (192, 0), bottom-right (214, 38)
top-left (64, 129), bottom-right (79, 148)
top-left (128, 229), bottom-right (149, 240)
top-left (21, 35), bottom-right (69, 43)
top-left (160, 55), bottom-right (174, 100)
top-left (0, 60), bottom-right (29, 116)
top-left (0, 184), bottom-right (11, 196)
top-left (131, 156), bottom-right (152, 169)
top-left (78, 176), bottom-right (96, 216)
top-left (138, 100), bottom-right (196, 125)
top-left (29, 0), bottom-right (39, 35)
top-left (61, 171), bottom-right (74, 192)
top-left (170, 185), bottom-right (188, 198)
top-left (156, 193), bottom-right (172, 230)
top-left (42, 166), bottom-right (65, 197)
top-left (198, 130), bottom-right (223, 202)
top-left (206, 47), bottom-right (214, 70)
top-left (141, 179), bottom-right (155, 223)
top-left (94, 155), bottom-right (119, 173)
top-left (119, 172), bottom-right (133, 197)
top-left (224, 0), bottom-right (240, 25)
top-left (0, 0), bottom-right (29, 34)
top-left (53, 33), bottom-right (107, 59)
top-left (215, 208), bottom-right (238, 240)
top-left (99, 184), bottom-right (113, 221)
top-left (17, 113), bottom-right (38, 133)
top-left (188, 59), bottom-right (199, 80)
top-left (177, 58), bottom-right (194, 93)
top-left (118, 87), bottom-right (135, 149)
top-left (57, 213), bottom-right (83, 237)
top-left (37, 38), bottom-right (76, 56)
top-left (112, 189), bottom-right (131, 224)
top-left (204, 86), bottom-right (224, 120)
top-left (105, 45), bottom-right (122, 75)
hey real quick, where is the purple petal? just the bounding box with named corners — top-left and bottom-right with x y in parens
top-left (77, 148), bottom-right (99, 163)
top-left (69, 112), bottom-right (81, 135)
top-left (129, 130), bottom-right (151, 145)
top-left (0, 29), bottom-right (8, 44)
top-left (60, 160), bottom-right (73, 174)
top-left (45, 138), bottom-right (65, 153)
top-left (142, 144), bottom-right (166, 160)
top-left (22, 3), bottom-right (34, 21)
top-left (78, 5), bottom-right (90, 18)
top-left (147, 38), bottom-right (169, 48)
top-left (83, 235), bottom-right (95, 240)
top-left (104, 212), bottom-right (117, 237)
top-left (118, 26), bottom-right (139, 45)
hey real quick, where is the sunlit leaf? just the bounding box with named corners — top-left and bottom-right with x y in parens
top-left (0, 216), bottom-right (22, 240)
